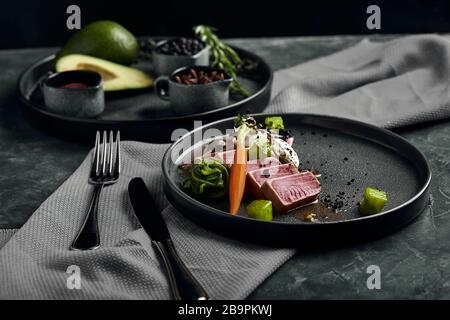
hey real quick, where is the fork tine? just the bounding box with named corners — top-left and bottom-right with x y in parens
top-left (102, 131), bottom-right (108, 176)
top-left (109, 131), bottom-right (114, 176)
top-left (92, 131), bottom-right (101, 177)
top-left (91, 131), bottom-right (101, 177)
top-left (114, 131), bottom-right (121, 176)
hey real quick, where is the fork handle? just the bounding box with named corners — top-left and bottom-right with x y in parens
top-left (71, 184), bottom-right (104, 250)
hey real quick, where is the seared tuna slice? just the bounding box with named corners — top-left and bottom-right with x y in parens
top-left (246, 157), bottom-right (281, 173)
top-left (261, 172), bottom-right (321, 214)
top-left (194, 149), bottom-right (236, 167)
top-left (199, 150), bottom-right (277, 169)
top-left (246, 164), bottom-right (299, 197)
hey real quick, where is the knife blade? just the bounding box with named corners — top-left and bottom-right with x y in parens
top-left (128, 177), bottom-right (209, 300)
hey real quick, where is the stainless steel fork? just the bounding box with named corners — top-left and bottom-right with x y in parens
top-left (71, 131), bottom-right (121, 251)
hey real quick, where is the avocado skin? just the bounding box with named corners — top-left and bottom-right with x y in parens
top-left (56, 21), bottom-right (139, 66)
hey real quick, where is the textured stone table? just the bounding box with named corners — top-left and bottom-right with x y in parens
top-left (0, 35), bottom-right (449, 299)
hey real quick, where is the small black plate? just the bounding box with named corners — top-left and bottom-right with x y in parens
top-left (17, 44), bottom-right (273, 143)
top-left (163, 113), bottom-right (431, 248)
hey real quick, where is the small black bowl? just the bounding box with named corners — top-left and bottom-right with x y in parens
top-left (42, 70), bottom-right (105, 118)
top-left (154, 66), bottom-right (233, 115)
top-left (153, 38), bottom-right (210, 76)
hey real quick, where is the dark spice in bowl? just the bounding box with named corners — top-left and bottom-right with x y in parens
top-left (174, 68), bottom-right (226, 85)
top-left (157, 38), bottom-right (206, 56)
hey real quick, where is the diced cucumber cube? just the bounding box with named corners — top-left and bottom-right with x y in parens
top-left (247, 200), bottom-right (273, 221)
top-left (359, 187), bottom-right (388, 215)
top-left (265, 116), bottom-right (284, 130)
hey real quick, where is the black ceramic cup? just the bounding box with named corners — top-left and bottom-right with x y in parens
top-left (41, 70), bottom-right (105, 118)
top-left (154, 66), bottom-right (233, 115)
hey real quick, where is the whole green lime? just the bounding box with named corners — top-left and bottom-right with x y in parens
top-left (56, 20), bottom-right (139, 65)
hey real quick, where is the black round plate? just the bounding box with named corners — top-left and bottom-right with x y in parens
top-left (163, 113), bottom-right (431, 248)
top-left (17, 45), bottom-right (273, 143)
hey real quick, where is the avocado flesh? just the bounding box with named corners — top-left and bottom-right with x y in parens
top-left (56, 54), bottom-right (153, 92)
top-left (56, 20), bottom-right (139, 66)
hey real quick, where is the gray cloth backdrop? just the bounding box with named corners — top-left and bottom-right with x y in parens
top-left (268, 34), bottom-right (450, 127)
top-left (0, 35), bottom-right (448, 299)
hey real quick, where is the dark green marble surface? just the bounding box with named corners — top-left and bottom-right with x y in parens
top-left (0, 35), bottom-right (449, 299)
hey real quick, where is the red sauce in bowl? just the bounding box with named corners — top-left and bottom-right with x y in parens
top-left (60, 83), bottom-right (90, 89)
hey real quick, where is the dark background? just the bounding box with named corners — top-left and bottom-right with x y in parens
top-left (2, 0), bottom-right (450, 49)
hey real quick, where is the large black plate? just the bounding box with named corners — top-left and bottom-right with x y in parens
top-left (163, 113), bottom-right (431, 248)
top-left (17, 45), bottom-right (272, 143)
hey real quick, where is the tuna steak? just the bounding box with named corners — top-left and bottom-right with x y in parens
top-left (198, 152), bottom-right (280, 171)
top-left (246, 157), bottom-right (281, 173)
top-left (246, 164), bottom-right (299, 197)
top-left (261, 172), bottom-right (321, 214)
top-left (194, 150), bottom-right (236, 167)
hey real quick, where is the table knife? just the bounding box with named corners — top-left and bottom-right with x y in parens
top-left (128, 177), bottom-right (209, 300)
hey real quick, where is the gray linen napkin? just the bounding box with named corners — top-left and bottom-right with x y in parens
top-left (0, 229), bottom-right (17, 249)
top-left (0, 142), bottom-right (293, 299)
top-left (0, 34), bottom-right (448, 299)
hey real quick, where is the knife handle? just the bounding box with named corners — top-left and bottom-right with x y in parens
top-left (152, 239), bottom-right (209, 301)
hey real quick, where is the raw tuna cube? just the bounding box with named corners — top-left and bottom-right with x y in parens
top-left (261, 172), bottom-right (321, 214)
top-left (246, 164), bottom-right (299, 198)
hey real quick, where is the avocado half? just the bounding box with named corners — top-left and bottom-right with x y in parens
top-left (56, 20), bottom-right (139, 66)
top-left (56, 54), bottom-right (154, 92)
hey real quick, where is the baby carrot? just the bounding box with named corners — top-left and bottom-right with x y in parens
top-left (229, 124), bottom-right (251, 215)
top-left (229, 142), bottom-right (247, 215)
